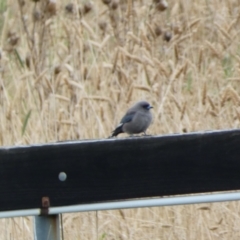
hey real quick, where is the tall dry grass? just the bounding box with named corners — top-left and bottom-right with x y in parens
top-left (1, 0), bottom-right (240, 239)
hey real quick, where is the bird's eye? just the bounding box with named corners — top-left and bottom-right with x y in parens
top-left (142, 104), bottom-right (150, 109)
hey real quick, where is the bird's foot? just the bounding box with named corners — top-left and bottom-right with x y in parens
top-left (128, 134), bottom-right (138, 138)
top-left (142, 132), bottom-right (152, 137)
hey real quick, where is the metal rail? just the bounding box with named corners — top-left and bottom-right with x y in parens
top-left (1, 191), bottom-right (240, 218)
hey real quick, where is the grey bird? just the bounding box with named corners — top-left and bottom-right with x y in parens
top-left (110, 101), bottom-right (153, 137)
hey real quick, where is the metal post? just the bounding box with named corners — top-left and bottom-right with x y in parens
top-left (34, 214), bottom-right (61, 240)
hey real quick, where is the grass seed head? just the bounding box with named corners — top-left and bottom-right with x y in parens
top-left (110, 0), bottom-right (119, 10)
top-left (54, 66), bottom-right (61, 75)
top-left (102, 0), bottom-right (111, 5)
top-left (156, 0), bottom-right (168, 11)
top-left (172, 24), bottom-right (182, 35)
top-left (19, 0), bottom-right (25, 6)
top-left (32, 9), bottom-right (42, 21)
top-left (154, 25), bottom-right (162, 37)
top-left (99, 20), bottom-right (107, 32)
top-left (65, 3), bottom-right (74, 14)
top-left (83, 2), bottom-right (93, 15)
top-left (7, 32), bottom-right (19, 46)
top-left (163, 31), bottom-right (172, 42)
top-left (25, 55), bottom-right (31, 69)
top-left (46, 0), bottom-right (57, 15)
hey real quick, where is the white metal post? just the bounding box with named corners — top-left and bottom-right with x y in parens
top-left (34, 214), bottom-right (61, 240)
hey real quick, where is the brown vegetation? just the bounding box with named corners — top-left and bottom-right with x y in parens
top-left (1, 0), bottom-right (240, 239)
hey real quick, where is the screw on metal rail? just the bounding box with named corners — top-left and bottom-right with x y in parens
top-left (40, 196), bottom-right (50, 215)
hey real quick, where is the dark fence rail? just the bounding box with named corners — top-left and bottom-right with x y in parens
top-left (1, 129), bottom-right (240, 212)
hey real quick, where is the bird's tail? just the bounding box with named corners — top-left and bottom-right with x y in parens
top-left (110, 125), bottom-right (123, 137)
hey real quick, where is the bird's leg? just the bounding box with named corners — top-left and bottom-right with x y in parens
top-left (107, 135), bottom-right (115, 138)
top-left (129, 134), bottom-right (137, 137)
top-left (142, 132), bottom-right (152, 137)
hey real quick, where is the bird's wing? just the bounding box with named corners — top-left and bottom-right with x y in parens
top-left (120, 111), bottom-right (136, 124)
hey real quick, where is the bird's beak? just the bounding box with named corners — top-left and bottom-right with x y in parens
top-left (147, 106), bottom-right (153, 110)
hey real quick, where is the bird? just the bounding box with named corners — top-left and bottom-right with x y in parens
top-left (110, 101), bottom-right (153, 137)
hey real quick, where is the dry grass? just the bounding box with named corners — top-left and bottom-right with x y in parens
top-left (1, 0), bottom-right (240, 239)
